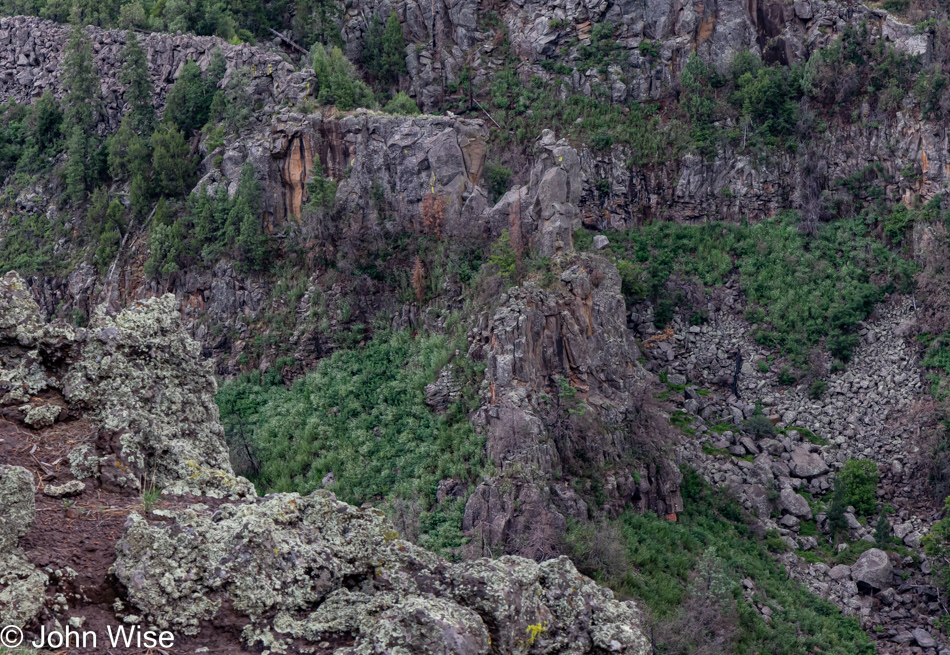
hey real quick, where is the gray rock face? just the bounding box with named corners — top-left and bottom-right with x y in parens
top-left (0, 16), bottom-right (310, 133)
top-left (788, 448), bottom-right (830, 478)
top-left (828, 564), bottom-right (852, 581)
top-left (914, 628), bottom-right (936, 648)
top-left (115, 491), bottom-right (651, 654)
top-left (779, 488), bottom-right (812, 519)
top-left (465, 251), bottom-right (681, 556)
top-left (851, 548), bottom-right (893, 591)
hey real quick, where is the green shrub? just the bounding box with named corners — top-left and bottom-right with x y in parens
top-left (603, 212), bottom-right (910, 364)
top-left (483, 161), bottom-right (512, 201)
top-left (596, 470), bottom-right (872, 653)
top-left (882, 0), bottom-right (908, 12)
top-left (778, 367), bottom-right (797, 386)
top-left (808, 380), bottom-right (827, 400)
top-left (312, 44), bottom-right (376, 110)
top-left (637, 40), bottom-right (659, 59)
top-left (384, 92), bottom-right (420, 116)
top-left (573, 229), bottom-right (594, 251)
top-left (839, 459), bottom-right (879, 516)
top-left (765, 529), bottom-right (788, 553)
top-left (745, 405), bottom-right (775, 437)
top-left (591, 128), bottom-right (613, 151)
top-left (616, 260), bottom-right (646, 301)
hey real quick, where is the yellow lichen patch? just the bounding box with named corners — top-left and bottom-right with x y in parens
top-left (526, 621), bottom-right (547, 645)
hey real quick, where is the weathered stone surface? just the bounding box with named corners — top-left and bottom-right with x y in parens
top-left (851, 548), bottom-right (893, 591)
top-left (0, 465), bottom-right (47, 628)
top-left (828, 564), bottom-right (852, 581)
top-left (2, 272), bottom-right (251, 498)
top-left (914, 628), bottom-right (936, 648)
top-left (43, 480), bottom-right (85, 498)
top-left (0, 466), bottom-right (34, 554)
top-left (779, 488), bottom-right (812, 519)
top-left (788, 448), bottom-right (830, 478)
top-left (115, 491), bottom-right (651, 654)
top-left (466, 251), bottom-right (681, 555)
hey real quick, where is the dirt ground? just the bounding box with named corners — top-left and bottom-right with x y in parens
top-left (1, 415), bottom-right (262, 655)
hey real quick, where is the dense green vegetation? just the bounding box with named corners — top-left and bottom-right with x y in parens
top-left (216, 326), bottom-right (486, 552)
top-left (582, 211), bottom-right (916, 365)
top-left (567, 469), bottom-right (874, 655)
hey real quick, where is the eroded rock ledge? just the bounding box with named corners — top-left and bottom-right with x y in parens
top-left (115, 491), bottom-right (651, 654)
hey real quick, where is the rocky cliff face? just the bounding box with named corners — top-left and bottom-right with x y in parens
top-left (0, 15), bottom-right (311, 132)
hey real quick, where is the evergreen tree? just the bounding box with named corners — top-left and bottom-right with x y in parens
top-left (163, 59), bottom-right (211, 135)
top-left (362, 14), bottom-right (383, 78)
top-left (144, 199), bottom-right (184, 278)
top-left (874, 511), bottom-right (891, 549)
top-left (826, 481), bottom-right (848, 543)
top-left (94, 198), bottom-right (125, 272)
top-left (205, 47), bottom-right (227, 92)
top-left (129, 172), bottom-right (149, 220)
top-left (364, 11), bottom-right (406, 86)
top-left (312, 44), bottom-right (375, 110)
top-left (230, 161), bottom-right (268, 270)
top-left (65, 124), bottom-right (90, 204)
top-left (380, 10), bottom-right (407, 84)
top-left (151, 125), bottom-right (196, 197)
top-left (62, 20), bottom-right (101, 203)
top-left (119, 33), bottom-right (156, 135)
top-left (31, 91), bottom-right (62, 152)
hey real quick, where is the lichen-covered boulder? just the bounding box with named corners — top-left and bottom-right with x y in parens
top-left (63, 295), bottom-right (253, 497)
top-left (0, 466), bottom-right (35, 554)
top-left (114, 491), bottom-right (650, 654)
top-left (0, 465), bottom-right (48, 628)
top-left (0, 272), bottom-right (44, 345)
top-left (347, 596), bottom-right (491, 655)
top-left (1, 272), bottom-right (251, 498)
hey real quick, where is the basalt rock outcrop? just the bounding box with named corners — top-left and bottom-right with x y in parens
top-left (463, 254), bottom-right (683, 557)
top-left (0, 271), bottom-right (252, 497)
top-left (114, 491), bottom-right (651, 654)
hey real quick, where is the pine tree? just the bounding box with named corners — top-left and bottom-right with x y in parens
top-left (66, 125), bottom-right (90, 204)
top-left (119, 33), bottom-right (156, 136)
top-left (151, 125), bottom-right (195, 197)
top-left (31, 92), bottom-right (62, 153)
top-left (163, 59), bottom-right (211, 135)
top-left (874, 511), bottom-right (891, 548)
top-left (63, 20), bottom-right (101, 203)
top-left (380, 10), bottom-right (407, 84)
top-left (826, 481), bottom-right (848, 543)
top-left (363, 14), bottom-right (383, 78)
top-left (231, 161), bottom-right (268, 270)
